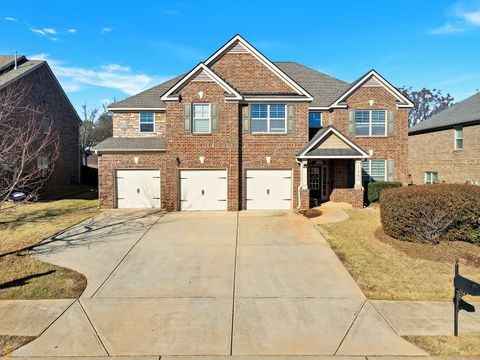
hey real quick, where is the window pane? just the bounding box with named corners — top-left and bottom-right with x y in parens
top-left (251, 104), bottom-right (267, 119)
top-left (251, 118), bottom-right (268, 132)
top-left (193, 118), bottom-right (210, 133)
top-left (361, 160), bottom-right (370, 182)
top-left (140, 123), bottom-right (154, 132)
top-left (456, 139), bottom-right (463, 149)
top-left (370, 160), bottom-right (386, 182)
top-left (371, 110), bottom-right (386, 135)
top-left (140, 112), bottom-right (154, 122)
top-left (269, 104), bottom-right (285, 118)
top-left (192, 104), bottom-right (210, 133)
top-left (355, 110), bottom-right (370, 136)
top-left (309, 112), bottom-right (322, 128)
top-left (270, 119), bottom-right (285, 132)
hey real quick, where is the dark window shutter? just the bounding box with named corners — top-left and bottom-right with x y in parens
top-left (184, 103), bottom-right (192, 133)
top-left (211, 104), bottom-right (219, 132)
top-left (387, 159), bottom-right (394, 181)
top-left (287, 104), bottom-right (295, 133)
top-left (348, 110), bottom-right (356, 135)
top-left (242, 105), bottom-right (250, 133)
top-left (387, 110), bottom-right (395, 135)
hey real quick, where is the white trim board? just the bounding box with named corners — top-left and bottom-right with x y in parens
top-left (109, 107), bottom-right (166, 111)
top-left (204, 34), bottom-right (313, 100)
top-left (161, 63), bottom-right (242, 101)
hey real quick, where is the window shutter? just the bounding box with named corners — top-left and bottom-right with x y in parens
top-left (387, 159), bottom-right (394, 181)
top-left (211, 104), bottom-right (219, 132)
top-left (184, 103), bottom-right (192, 133)
top-left (287, 104), bottom-right (295, 133)
top-left (387, 110), bottom-right (395, 135)
top-left (348, 110), bottom-right (356, 135)
top-left (242, 105), bottom-right (250, 133)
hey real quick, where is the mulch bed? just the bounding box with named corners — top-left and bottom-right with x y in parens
top-left (299, 209), bottom-right (322, 218)
top-left (375, 227), bottom-right (480, 267)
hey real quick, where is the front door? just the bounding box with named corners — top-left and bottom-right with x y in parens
top-left (308, 164), bottom-right (329, 202)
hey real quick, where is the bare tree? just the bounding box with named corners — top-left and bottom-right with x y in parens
top-left (0, 81), bottom-right (59, 210)
top-left (400, 86), bottom-right (454, 127)
top-left (79, 103), bottom-right (99, 165)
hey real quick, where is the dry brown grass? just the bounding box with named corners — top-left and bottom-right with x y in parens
top-left (0, 335), bottom-right (35, 356)
top-left (318, 207), bottom-right (480, 301)
top-left (0, 186), bottom-right (96, 299)
top-left (404, 334), bottom-right (480, 356)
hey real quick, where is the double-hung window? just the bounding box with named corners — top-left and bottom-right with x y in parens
top-left (193, 103), bottom-right (211, 133)
top-left (139, 112), bottom-right (154, 132)
top-left (309, 112), bottom-right (322, 128)
top-left (361, 159), bottom-right (386, 182)
top-left (425, 171), bottom-right (438, 184)
top-left (37, 155), bottom-right (49, 170)
top-left (251, 104), bottom-right (286, 133)
top-left (355, 110), bottom-right (386, 136)
top-left (455, 127), bottom-right (463, 150)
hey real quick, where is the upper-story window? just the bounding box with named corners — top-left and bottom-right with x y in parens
top-left (192, 103), bottom-right (211, 133)
top-left (355, 110), bottom-right (386, 136)
top-left (139, 112), bottom-right (154, 132)
top-left (454, 127), bottom-right (463, 150)
top-left (251, 104), bottom-right (286, 133)
top-left (309, 112), bottom-right (322, 128)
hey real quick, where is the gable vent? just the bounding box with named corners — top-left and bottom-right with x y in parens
top-left (228, 42), bottom-right (248, 54)
top-left (192, 69), bottom-right (214, 82)
top-left (364, 76), bottom-right (381, 87)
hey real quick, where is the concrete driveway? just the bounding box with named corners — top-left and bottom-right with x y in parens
top-left (11, 210), bottom-right (425, 357)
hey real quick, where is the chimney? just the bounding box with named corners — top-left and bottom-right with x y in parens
top-left (14, 50), bottom-right (17, 69)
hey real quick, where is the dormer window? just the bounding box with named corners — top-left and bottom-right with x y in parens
top-left (139, 112), bottom-right (154, 132)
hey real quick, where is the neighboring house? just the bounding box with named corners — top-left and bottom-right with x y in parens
top-left (0, 54), bottom-right (81, 185)
top-left (409, 92), bottom-right (480, 185)
top-left (94, 35), bottom-right (412, 210)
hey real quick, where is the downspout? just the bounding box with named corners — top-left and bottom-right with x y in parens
top-left (295, 158), bottom-right (303, 210)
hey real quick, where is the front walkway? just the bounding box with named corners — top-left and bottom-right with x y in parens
top-left (2, 210), bottom-right (432, 357)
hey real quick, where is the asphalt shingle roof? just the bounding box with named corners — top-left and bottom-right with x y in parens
top-left (409, 92), bottom-right (480, 134)
top-left (92, 137), bottom-right (166, 152)
top-left (109, 62), bottom-right (351, 109)
top-left (0, 58), bottom-right (45, 90)
top-left (305, 148), bottom-right (363, 157)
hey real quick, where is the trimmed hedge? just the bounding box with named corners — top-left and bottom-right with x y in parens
top-left (367, 181), bottom-right (402, 203)
top-left (380, 184), bottom-right (480, 244)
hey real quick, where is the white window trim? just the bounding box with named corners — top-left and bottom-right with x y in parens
top-left (355, 110), bottom-right (387, 137)
top-left (139, 112), bottom-right (155, 133)
top-left (192, 103), bottom-right (212, 134)
top-left (251, 104), bottom-right (287, 134)
top-left (454, 127), bottom-right (463, 150)
top-left (362, 159), bottom-right (387, 182)
top-left (425, 171), bottom-right (438, 184)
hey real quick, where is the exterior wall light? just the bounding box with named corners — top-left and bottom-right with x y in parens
top-left (175, 157), bottom-right (181, 166)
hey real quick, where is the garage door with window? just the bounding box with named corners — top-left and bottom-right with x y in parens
top-left (245, 169), bottom-right (292, 210)
top-left (116, 170), bottom-right (161, 208)
top-left (179, 170), bottom-right (227, 211)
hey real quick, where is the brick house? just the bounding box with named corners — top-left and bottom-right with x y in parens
top-left (94, 35), bottom-right (412, 210)
top-left (0, 54), bottom-right (81, 186)
top-left (409, 92), bottom-right (480, 185)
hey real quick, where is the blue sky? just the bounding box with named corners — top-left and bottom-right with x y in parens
top-left (1, 0), bottom-right (479, 116)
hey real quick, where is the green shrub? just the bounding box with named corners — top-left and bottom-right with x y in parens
top-left (367, 181), bottom-right (402, 203)
top-left (380, 184), bottom-right (480, 244)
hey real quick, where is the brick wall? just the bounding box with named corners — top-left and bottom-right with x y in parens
top-left (408, 124), bottom-right (480, 184)
top-left (324, 86), bottom-right (410, 185)
top-left (4, 65), bottom-right (80, 186)
top-left (210, 53), bottom-right (294, 94)
top-left (113, 112), bottom-right (166, 137)
top-left (330, 188), bottom-right (364, 208)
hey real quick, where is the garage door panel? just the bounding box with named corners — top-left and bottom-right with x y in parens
top-left (116, 170), bottom-right (161, 209)
top-left (246, 170), bottom-right (292, 210)
top-left (180, 170), bottom-right (227, 211)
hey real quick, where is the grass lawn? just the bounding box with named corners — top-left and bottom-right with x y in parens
top-left (317, 207), bottom-right (480, 301)
top-left (0, 185), bottom-right (97, 299)
top-left (404, 335), bottom-right (480, 356)
top-left (0, 335), bottom-right (35, 356)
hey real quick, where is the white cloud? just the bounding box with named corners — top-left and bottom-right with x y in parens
top-left (29, 54), bottom-right (169, 95)
top-left (31, 28), bottom-right (46, 36)
top-left (429, 22), bottom-right (465, 34)
top-left (462, 10), bottom-right (480, 25)
top-left (101, 27), bottom-right (113, 33)
top-left (4, 17), bottom-right (17, 22)
top-left (67, 28), bottom-right (77, 34)
top-left (430, 1), bottom-right (480, 34)
top-left (43, 28), bottom-right (57, 35)
top-left (30, 27), bottom-right (59, 40)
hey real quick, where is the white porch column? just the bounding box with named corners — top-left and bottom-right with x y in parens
top-left (301, 160), bottom-right (308, 189)
top-left (355, 159), bottom-right (362, 189)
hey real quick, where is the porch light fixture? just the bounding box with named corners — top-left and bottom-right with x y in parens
top-left (199, 156), bottom-right (205, 164)
top-left (175, 157), bottom-right (181, 166)
top-left (369, 99), bottom-right (374, 107)
top-left (198, 91), bottom-right (204, 99)
top-left (134, 156), bottom-right (139, 164)
top-left (266, 156), bottom-right (271, 164)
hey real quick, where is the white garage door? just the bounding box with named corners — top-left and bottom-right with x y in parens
top-left (180, 170), bottom-right (227, 211)
top-left (246, 169), bottom-right (292, 210)
top-left (116, 170), bottom-right (161, 208)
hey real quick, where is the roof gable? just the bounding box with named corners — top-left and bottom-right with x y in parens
top-left (204, 35), bottom-right (313, 99)
top-left (331, 70), bottom-right (413, 109)
top-left (161, 63), bottom-right (242, 101)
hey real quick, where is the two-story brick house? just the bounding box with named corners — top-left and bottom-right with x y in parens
top-left (94, 35), bottom-right (412, 210)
